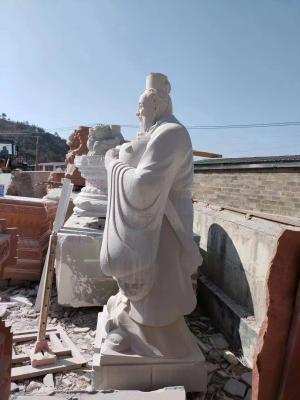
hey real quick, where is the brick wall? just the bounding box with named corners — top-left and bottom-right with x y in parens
top-left (193, 170), bottom-right (300, 218)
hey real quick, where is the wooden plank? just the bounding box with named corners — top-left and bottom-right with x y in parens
top-left (12, 353), bottom-right (28, 364)
top-left (35, 178), bottom-right (73, 312)
top-left (13, 327), bottom-right (57, 337)
top-left (49, 332), bottom-right (71, 356)
top-left (11, 327), bottom-right (85, 379)
top-left (11, 354), bottom-right (84, 380)
top-left (13, 329), bottom-right (57, 343)
top-left (57, 327), bottom-right (85, 363)
top-left (12, 347), bottom-right (72, 365)
top-left (193, 150), bottom-right (222, 158)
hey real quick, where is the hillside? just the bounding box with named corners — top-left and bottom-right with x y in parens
top-left (0, 116), bottom-right (68, 165)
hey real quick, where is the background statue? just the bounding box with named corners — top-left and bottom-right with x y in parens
top-left (87, 124), bottom-right (124, 156)
top-left (100, 73), bottom-right (203, 359)
top-left (72, 124), bottom-right (124, 224)
top-left (65, 126), bottom-right (89, 187)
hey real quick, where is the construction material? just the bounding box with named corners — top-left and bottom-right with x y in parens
top-left (35, 178), bottom-right (73, 311)
top-left (11, 327), bottom-right (85, 380)
top-left (31, 178), bottom-right (73, 367)
top-left (193, 150), bottom-right (222, 158)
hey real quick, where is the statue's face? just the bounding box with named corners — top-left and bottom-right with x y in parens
top-left (136, 92), bottom-right (156, 133)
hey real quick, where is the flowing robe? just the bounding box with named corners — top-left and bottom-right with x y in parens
top-left (100, 116), bottom-right (202, 327)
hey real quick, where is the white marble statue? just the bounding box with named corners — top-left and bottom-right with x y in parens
top-left (99, 73), bottom-right (203, 362)
top-left (87, 125), bottom-right (124, 156)
top-left (73, 125), bottom-right (124, 222)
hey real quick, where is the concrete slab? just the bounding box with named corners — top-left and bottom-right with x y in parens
top-left (13, 387), bottom-right (186, 399)
top-left (193, 202), bottom-right (300, 366)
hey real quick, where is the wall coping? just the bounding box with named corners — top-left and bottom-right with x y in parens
top-left (194, 155), bottom-right (300, 172)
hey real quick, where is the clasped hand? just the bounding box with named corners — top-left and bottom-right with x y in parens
top-left (105, 147), bottom-right (120, 169)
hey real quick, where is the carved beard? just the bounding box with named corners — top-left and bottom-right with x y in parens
top-left (140, 114), bottom-right (156, 133)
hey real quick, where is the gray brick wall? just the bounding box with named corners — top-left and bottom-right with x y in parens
top-left (193, 170), bottom-right (300, 218)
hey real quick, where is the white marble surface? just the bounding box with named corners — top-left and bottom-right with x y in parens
top-left (55, 215), bottom-right (118, 307)
top-left (94, 74), bottom-right (205, 391)
top-left (93, 308), bottom-right (207, 392)
top-left (73, 125), bottom-right (124, 220)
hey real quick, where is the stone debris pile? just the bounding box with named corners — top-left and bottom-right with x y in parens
top-left (0, 283), bottom-right (252, 399)
top-left (186, 309), bottom-right (252, 400)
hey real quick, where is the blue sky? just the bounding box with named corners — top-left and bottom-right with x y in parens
top-left (1, 0), bottom-right (300, 157)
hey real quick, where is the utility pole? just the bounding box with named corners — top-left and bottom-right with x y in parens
top-left (35, 135), bottom-right (40, 171)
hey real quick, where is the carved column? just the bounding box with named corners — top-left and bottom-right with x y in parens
top-left (73, 125), bottom-right (124, 223)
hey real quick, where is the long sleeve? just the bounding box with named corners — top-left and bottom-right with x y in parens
top-left (100, 123), bottom-right (191, 302)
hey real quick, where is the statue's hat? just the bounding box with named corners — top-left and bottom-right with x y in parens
top-left (146, 73), bottom-right (171, 95)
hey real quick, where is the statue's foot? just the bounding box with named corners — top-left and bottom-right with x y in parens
top-left (103, 328), bottom-right (130, 353)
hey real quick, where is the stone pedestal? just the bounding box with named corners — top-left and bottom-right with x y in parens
top-left (55, 125), bottom-right (124, 306)
top-left (73, 155), bottom-right (107, 221)
top-left (55, 214), bottom-right (118, 307)
top-left (0, 196), bottom-right (57, 280)
top-left (92, 307), bottom-right (207, 392)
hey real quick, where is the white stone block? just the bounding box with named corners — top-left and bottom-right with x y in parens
top-left (55, 222), bottom-right (118, 307)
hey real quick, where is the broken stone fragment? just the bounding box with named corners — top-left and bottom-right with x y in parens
top-left (224, 378), bottom-right (247, 397)
top-left (10, 295), bottom-right (32, 306)
top-left (43, 373), bottom-right (55, 388)
top-left (209, 333), bottom-right (229, 350)
top-left (26, 380), bottom-right (43, 392)
top-left (0, 303), bottom-right (8, 317)
top-left (205, 361), bottom-right (219, 374)
top-left (223, 350), bottom-right (240, 366)
top-left (216, 369), bottom-right (229, 379)
top-left (195, 337), bottom-right (212, 353)
top-left (61, 378), bottom-right (72, 387)
top-left (10, 382), bottom-right (19, 393)
top-left (240, 371), bottom-right (252, 386)
top-left (74, 327), bottom-right (90, 333)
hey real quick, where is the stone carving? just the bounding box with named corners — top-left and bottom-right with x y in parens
top-left (6, 171), bottom-right (34, 197)
top-left (0, 196), bottom-right (57, 280)
top-left (54, 125), bottom-right (123, 307)
top-left (73, 125), bottom-right (124, 225)
top-left (87, 124), bottom-right (124, 156)
top-left (65, 126), bottom-right (89, 188)
top-left (93, 73), bottom-right (206, 391)
top-left (46, 170), bottom-right (65, 190)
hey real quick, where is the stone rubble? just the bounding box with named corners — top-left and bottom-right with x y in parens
top-left (0, 283), bottom-right (252, 400)
top-left (43, 373), bottom-right (55, 388)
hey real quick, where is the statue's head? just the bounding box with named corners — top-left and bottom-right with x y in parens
top-left (136, 73), bottom-right (172, 132)
top-left (67, 131), bottom-right (79, 149)
top-left (87, 124), bottom-right (124, 155)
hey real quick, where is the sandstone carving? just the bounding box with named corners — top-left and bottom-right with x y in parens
top-left (0, 196), bottom-right (57, 280)
top-left (65, 126), bottom-right (89, 187)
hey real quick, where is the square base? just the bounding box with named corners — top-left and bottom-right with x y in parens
top-left (55, 226), bottom-right (118, 307)
top-left (92, 309), bottom-right (207, 392)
